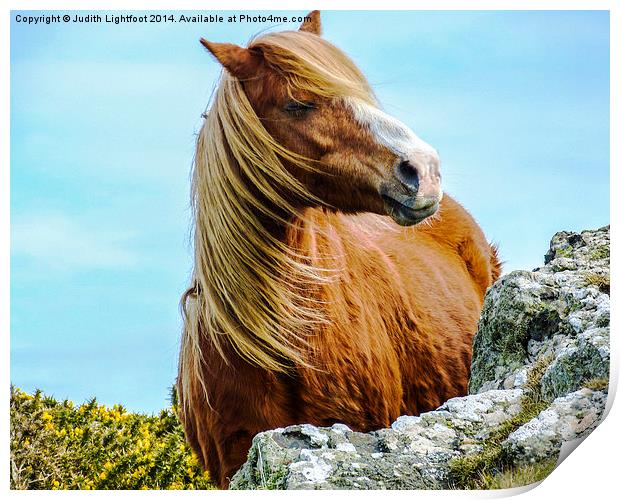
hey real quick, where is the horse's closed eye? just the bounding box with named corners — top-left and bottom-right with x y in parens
top-left (283, 101), bottom-right (316, 116)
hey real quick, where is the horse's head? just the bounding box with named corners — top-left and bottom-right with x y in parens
top-left (201, 11), bottom-right (441, 226)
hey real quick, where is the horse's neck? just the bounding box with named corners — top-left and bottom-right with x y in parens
top-left (284, 208), bottom-right (343, 264)
top-left (283, 208), bottom-right (401, 284)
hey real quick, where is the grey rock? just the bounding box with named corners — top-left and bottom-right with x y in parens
top-left (230, 226), bottom-right (610, 489)
top-left (231, 390), bottom-right (524, 490)
top-left (470, 226), bottom-right (609, 395)
top-left (503, 389), bottom-right (607, 466)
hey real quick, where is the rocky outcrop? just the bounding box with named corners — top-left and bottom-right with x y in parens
top-left (469, 226), bottom-right (610, 397)
top-left (230, 226), bottom-right (610, 490)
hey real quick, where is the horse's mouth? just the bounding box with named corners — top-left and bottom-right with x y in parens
top-left (381, 193), bottom-right (439, 226)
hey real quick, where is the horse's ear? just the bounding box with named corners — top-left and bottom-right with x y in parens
top-left (299, 10), bottom-right (322, 35)
top-left (200, 39), bottom-right (262, 80)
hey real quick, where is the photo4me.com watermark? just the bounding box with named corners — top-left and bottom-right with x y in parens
top-left (13, 12), bottom-right (312, 25)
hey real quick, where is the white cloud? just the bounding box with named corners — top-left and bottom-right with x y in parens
top-left (11, 211), bottom-right (138, 271)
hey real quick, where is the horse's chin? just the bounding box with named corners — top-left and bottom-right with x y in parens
top-left (382, 195), bottom-right (439, 226)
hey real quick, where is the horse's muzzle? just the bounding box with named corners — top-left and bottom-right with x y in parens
top-left (380, 184), bottom-right (440, 226)
top-left (378, 157), bottom-right (441, 225)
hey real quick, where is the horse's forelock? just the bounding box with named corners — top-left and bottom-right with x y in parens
top-left (249, 30), bottom-right (375, 104)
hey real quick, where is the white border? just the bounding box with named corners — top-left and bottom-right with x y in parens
top-left (2, 1), bottom-right (616, 498)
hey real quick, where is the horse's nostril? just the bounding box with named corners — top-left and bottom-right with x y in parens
top-left (396, 160), bottom-right (419, 192)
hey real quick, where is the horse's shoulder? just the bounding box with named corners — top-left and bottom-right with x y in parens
top-left (421, 193), bottom-right (501, 296)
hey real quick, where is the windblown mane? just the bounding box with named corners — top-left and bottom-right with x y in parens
top-left (179, 30), bottom-right (377, 402)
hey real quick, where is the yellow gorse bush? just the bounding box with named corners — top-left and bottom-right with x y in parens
top-left (10, 386), bottom-right (216, 490)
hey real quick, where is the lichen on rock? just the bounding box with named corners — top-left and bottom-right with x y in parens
top-left (230, 226), bottom-right (610, 490)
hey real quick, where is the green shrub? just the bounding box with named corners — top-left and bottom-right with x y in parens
top-left (10, 386), bottom-right (215, 490)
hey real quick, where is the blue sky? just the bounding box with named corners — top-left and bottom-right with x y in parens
top-left (10, 11), bottom-right (609, 413)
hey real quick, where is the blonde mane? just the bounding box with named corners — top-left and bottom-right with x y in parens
top-left (179, 30), bottom-right (376, 402)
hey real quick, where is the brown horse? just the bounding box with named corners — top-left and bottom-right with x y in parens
top-left (177, 11), bottom-right (501, 489)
